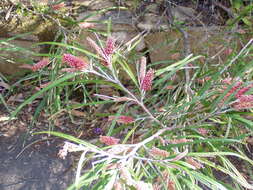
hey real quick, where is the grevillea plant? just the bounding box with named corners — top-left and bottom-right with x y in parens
top-left (13, 34), bottom-right (253, 190)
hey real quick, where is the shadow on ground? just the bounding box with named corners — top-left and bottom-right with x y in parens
top-left (0, 133), bottom-right (74, 190)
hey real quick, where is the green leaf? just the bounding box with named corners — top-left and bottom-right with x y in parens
top-left (191, 171), bottom-right (228, 190)
top-left (117, 59), bottom-right (138, 87)
top-left (230, 114), bottom-right (253, 131)
top-left (242, 17), bottom-right (252, 26)
top-left (155, 54), bottom-right (202, 76)
top-left (34, 131), bottom-right (100, 150)
top-left (33, 42), bottom-right (99, 59)
top-left (11, 72), bottom-right (79, 117)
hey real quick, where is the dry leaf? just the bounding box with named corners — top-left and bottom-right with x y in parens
top-left (170, 52), bottom-right (180, 60)
top-left (71, 110), bottom-right (86, 117)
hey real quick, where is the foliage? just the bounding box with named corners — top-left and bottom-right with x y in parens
top-left (10, 32), bottom-right (253, 190)
top-left (2, 1), bottom-right (253, 190)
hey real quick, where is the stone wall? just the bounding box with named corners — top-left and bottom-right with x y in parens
top-left (0, 0), bottom-right (249, 78)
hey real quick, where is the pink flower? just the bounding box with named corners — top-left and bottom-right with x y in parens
top-left (150, 147), bottom-right (170, 157)
top-left (166, 85), bottom-right (174, 90)
top-left (20, 58), bottom-right (50, 71)
top-left (197, 128), bottom-right (209, 135)
top-left (141, 69), bottom-right (154, 91)
top-left (185, 157), bottom-right (204, 169)
top-left (238, 95), bottom-right (253, 102)
top-left (221, 78), bottom-right (253, 110)
top-left (32, 58), bottom-right (50, 71)
top-left (104, 37), bottom-right (115, 56)
top-left (113, 97), bottom-right (132, 102)
top-left (62, 54), bottom-right (88, 71)
top-left (233, 95), bottom-right (253, 110)
top-left (51, 2), bottom-right (65, 10)
top-left (224, 48), bottom-right (233, 56)
top-left (139, 56), bottom-right (147, 84)
top-left (100, 136), bottom-right (120, 145)
top-left (224, 81), bottom-right (243, 99)
top-left (222, 78), bottom-right (232, 85)
top-left (86, 36), bottom-right (116, 67)
top-left (108, 116), bottom-right (134, 124)
top-left (79, 22), bottom-right (95, 29)
top-left (221, 78), bottom-right (243, 101)
top-left (86, 37), bottom-right (105, 58)
top-left (233, 101), bottom-right (253, 110)
top-left (167, 138), bottom-right (193, 144)
top-left (235, 84), bottom-right (253, 98)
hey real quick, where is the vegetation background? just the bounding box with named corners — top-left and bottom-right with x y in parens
top-left (0, 0), bottom-right (253, 190)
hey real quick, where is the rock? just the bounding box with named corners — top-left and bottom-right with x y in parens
top-left (77, 9), bottom-right (144, 54)
top-left (9, 0), bottom-right (48, 6)
top-left (136, 4), bottom-right (197, 31)
top-left (137, 13), bottom-right (168, 31)
top-left (144, 26), bottom-right (238, 64)
top-left (88, 0), bottom-right (115, 10)
top-left (172, 5), bottom-right (196, 23)
top-left (0, 134), bottom-right (74, 190)
top-left (0, 38), bottom-right (41, 77)
top-left (73, 0), bottom-right (116, 10)
top-left (0, 5), bottom-right (61, 77)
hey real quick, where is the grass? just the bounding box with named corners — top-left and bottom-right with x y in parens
top-left (1, 1), bottom-right (253, 190)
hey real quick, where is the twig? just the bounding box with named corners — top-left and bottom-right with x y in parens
top-left (164, 1), bottom-right (193, 98)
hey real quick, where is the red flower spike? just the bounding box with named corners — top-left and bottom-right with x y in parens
top-left (62, 54), bottom-right (88, 71)
top-left (113, 97), bottom-right (132, 102)
top-left (197, 128), bottom-right (209, 136)
top-left (32, 58), bottom-right (50, 71)
top-left (224, 81), bottom-right (243, 99)
top-left (235, 84), bottom-right (253, 98)
top-left (109, 116), bottom-right (134, 124)
top-left (233, 101), bottom-right (253, 110)
top-left (238, 95), bottom-right (253, 102)
top-left (150, 147), bottom-right (169, 157)
top-left (104, 37), bottom-right (115, 56)
top-left (51, 2), bottom-right (65, 10)
top-left (168, 138), bottom-right (193, 144)
top-left (79, 22), bottom-right (95, 29)
top-left (139, 56), bottom-right (147, 84)
top-left (185, 157), bottom-right (204, 169)
top-left (222, 77), bottom-right (233, 85)
top-left (141, 69), bottom-right (154, 91)
top-left (86, 37), bottom-right (105, 60)
top-left (86, 36), bottom-right (115, 67)
top-left (100, 136), bottom-right (120, 145)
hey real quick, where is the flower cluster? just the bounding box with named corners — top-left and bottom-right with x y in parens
top-left (99, 136), bottom-right (120, 145)
top-left (197, 128), bottom-right (209, 135)
top-left (20, 58), bottom-right (50, 72)
top-left (108, 115), bottom-right (134, 124)
top-left (140, 69), bottom-right (154, 91)
top-left (167, 138), bottom-right (193, 144)
top-left (221, 78), bottom-right (253, 110)
top-left (138, 56), bottom-right (155, 91)
top-left (58, 142), bottom-right (86, 159)
top-left (87, 36), bottom-right (115, 67)
top-left (150, 147), bottom-right (170, 157)
top-left (104, 37), bottom-right (115, 55)
top-left (62, 54), bottom-right (88, 72)
top-left (79, 22), bottom-right (95, 29)
top-left (185, 157), bottom-right (204, 169)
top-left (51, 2), bottom-right (65, 10)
